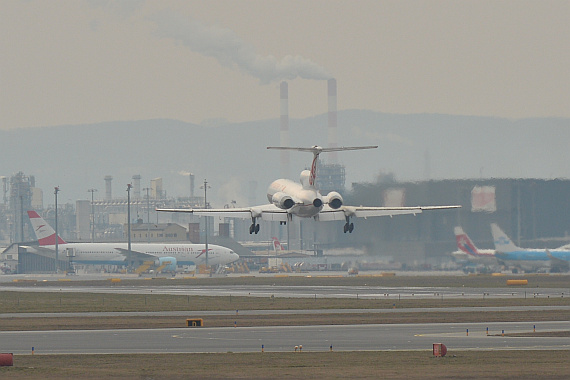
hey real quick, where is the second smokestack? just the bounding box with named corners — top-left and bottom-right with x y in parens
top-left (280, 81), bottom-right (290, 178)
top-left (328, 78), bottom-right (338, 163)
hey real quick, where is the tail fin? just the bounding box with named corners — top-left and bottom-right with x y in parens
top-left (454, 227), bottom-right (481, 256)
top-left (27, 210), bottom-right (67, 246)
top-left (267, 145), bottom-right (377, 186)
top-left (490, 223), bottom-right (518, 253)
top-left (272, 237), bottom-right (285, 252)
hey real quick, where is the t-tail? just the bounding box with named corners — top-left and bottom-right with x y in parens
top-left (267, 145), bottom-right (377, 187)
top-left (454, 227), bottom-right (481, 257)
top-left (27, 210), bottom-right (67, 246)
top-left (490, 223), bottom-right (519, 253)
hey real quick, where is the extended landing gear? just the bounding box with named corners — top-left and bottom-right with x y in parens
top-left (343, 217), bottom-right (354, 233)
top-left (249, 218), bottom-right (260, 234)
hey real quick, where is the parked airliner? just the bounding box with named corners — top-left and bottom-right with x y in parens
top-left (27, 211), bottom-right (239, 271)
top-left (452, 226), bottom-right (498, 267)
top-left (491, 223), bottom-right (570, 272)
top-left (157, 146), bottom-right (460, 233)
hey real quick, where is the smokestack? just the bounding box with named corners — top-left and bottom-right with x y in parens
top-left (104, 175), bottom-right (113, 201)
top-left (327, 78), bottom-right (338, 163)
top-left (189, 173), bottom-right (195, 198)
top-left (132, 175), bottom-right (141, 199)
top-left (280, 81), bottom-right (290, 179)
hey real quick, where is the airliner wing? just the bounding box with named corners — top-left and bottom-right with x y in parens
top-left (115, 247), bottom-right (154, 261)
top-left (546, 249), bottom-right (570, 271)
top-left (156, 205), bottom-right (289, 222)
top-left (316, 205), bottom-right (460, 221)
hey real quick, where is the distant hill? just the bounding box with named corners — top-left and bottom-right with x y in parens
top-left (1, 110), bottom-right (569, 206)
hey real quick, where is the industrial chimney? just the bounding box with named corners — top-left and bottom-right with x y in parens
top-left (280, 81), bottom-right (290, 179)
top-left (327, 78), bottom-right (338, 163)
top-left (189, 173), bottom-right (195, 198)
top-left (104, 175), bottom-right (113, 201)
top-left (132, 175), bottom-right (141, 199)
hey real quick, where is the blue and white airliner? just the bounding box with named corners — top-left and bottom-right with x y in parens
top-left (491, 223), bottom-right (570, 272)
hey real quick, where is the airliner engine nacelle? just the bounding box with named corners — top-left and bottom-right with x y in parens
top-left (324, 191), bottom-right (343, 209)
top-left (155, 256), bottom-right (177, 272)
top-left (272, 192), bottom-right (295, 209)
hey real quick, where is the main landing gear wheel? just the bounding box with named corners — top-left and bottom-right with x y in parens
top-left (343, 222), bottom-right (354, 233)
top-left (249, 221), bottom-right (260, 234)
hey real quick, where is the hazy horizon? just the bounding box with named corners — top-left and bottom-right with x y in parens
top-left (2, 1), bottom-right (569, 130)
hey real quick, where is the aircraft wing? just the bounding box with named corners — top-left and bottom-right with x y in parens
top-left (114, 248), bottom-right (155, 261)
top-left (156, 205), bottom-right (289, 222)
top-left (316, 205), bottom-right (460, 221)
top-left (546, 250), bottom-right (570, 271)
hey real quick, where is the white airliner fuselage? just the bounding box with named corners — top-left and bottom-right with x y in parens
top-left (30, 242), bottom-right (236, 267)
top-left (27, 210), bottom-right (239, 270)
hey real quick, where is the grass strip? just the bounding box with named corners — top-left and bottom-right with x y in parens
top-left (2, 350), bottom-right (569, 379)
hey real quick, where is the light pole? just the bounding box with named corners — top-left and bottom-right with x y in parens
top-left (200, 179), bottom-right (210, 268)
top-left (144, 187), bottom-right (151, 243)
top-left (127, 183), bottom-right (132, 253)
top-left (88, 188), bottom-right (97, 243)
top-left (54, 186), bottom-right (60, 273)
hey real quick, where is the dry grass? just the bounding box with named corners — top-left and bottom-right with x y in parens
top-left (2, 350), bottom-right (570, 379)
top-left (1, 309), bottom-right (570, 331)
top-left (1, 290), bottom-right (569, 314)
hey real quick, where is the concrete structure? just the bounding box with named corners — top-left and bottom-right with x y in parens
top-left (327, 78), bottom-right (338, 163)
top-left (75, 200), bottom-right (91, 241)
top-left (151, 178), bottom-right (163, 199)
top-left (280, 81), bottom-right (290, 179)
top-left (104, 175), bottom-right (113, 201)
top-left (132, 175), bottom-right (141, 199)
top-left (125, 222), bottom-right (188, 242)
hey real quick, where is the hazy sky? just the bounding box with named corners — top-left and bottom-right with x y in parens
top-left (1, 1), bottom-right (569, 130)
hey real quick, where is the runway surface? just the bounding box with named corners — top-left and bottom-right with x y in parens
top-left (2, 321), bottom-right (569, 354)
top-left (2, 283), bottom-right (569, 300)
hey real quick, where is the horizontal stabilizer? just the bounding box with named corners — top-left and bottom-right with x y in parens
top-left (267, 145), bottom-right (378, 154)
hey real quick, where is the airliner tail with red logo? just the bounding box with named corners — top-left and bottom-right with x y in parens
top-left (453, 226), bottom-right (497, 265)
top-left (271, 237), bottom-right (285, 252)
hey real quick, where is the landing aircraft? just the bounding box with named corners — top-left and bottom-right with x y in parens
top-left (27, 210), bottom-right (239, 271)
top-left (491, 223), bottom-right (570, 272)
top-left (158, 146), bottom-right (460, 234)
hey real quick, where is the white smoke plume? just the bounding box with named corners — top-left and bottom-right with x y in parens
top-left (150, 11), bottom-right (332, 84)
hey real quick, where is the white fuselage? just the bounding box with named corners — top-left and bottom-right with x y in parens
top-left (451, 250), bottom-right (498, 266)
top-left (267, 174), bottom-right (324, 218)
top-left (35, 243), bottom-right (239, 267)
